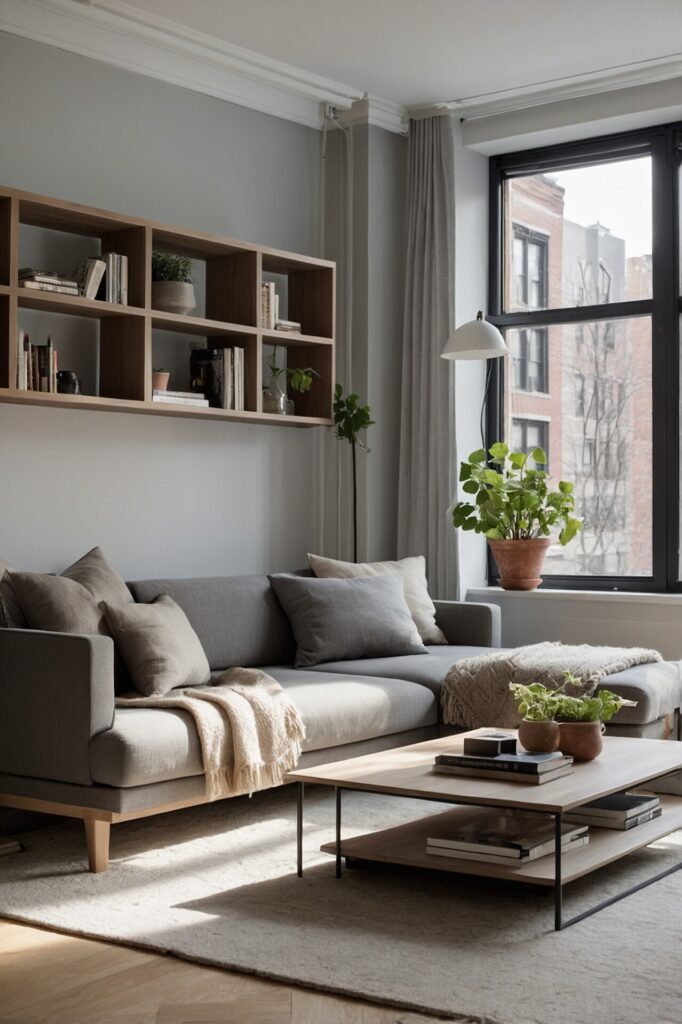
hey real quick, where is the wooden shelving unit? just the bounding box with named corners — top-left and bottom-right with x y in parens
top-left (0, 186), bottom-right (335, 426)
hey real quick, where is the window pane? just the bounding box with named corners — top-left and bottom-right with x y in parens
top-left (504, 157), bottom-right (652, 312)
top-left (507, 328), bottom-right (548, 394)
top-left (506, 316), bottom-right (652, 576)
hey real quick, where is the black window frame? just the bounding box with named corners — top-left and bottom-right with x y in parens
top-left (487, 123), bottom-right (681, 593)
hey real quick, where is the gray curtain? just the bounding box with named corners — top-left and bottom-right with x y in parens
top-left (397, 115), bottom-right (458, 599)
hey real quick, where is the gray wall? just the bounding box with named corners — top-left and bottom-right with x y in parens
top-left (0, 32), bottom-right (323, 578)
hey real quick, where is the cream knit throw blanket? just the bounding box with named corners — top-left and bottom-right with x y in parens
top-left (116, 667), bottom-right (306, 800)
top-left (441, 642), bottom-right (662, 729)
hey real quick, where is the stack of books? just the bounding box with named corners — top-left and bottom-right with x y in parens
top-left (221, 347), bottom-right (245, 411)
top-left (19, 268), bottom-right (78, 296)
top-left (96, 252), bottom-right (128, 304)
top-left (432, 749), bottom-right (574, 785)
top-left (274, 318), bottom-right (302, 333)
top-left (152, 389), bottom-right (208, 408)
top-left (15, 331), bottom-right (58, 392)
top-left (564, 792), bottom-right (662, 830)
top-left (261, 282), bottom-right (279, 329)
top-left (426, 809), bottom-right (589, 866)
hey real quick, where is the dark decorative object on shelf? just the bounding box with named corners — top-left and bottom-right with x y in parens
top-left (56, 371), bottom-right (80, 395)
top-left (189, 347), bottom-right (223, 407)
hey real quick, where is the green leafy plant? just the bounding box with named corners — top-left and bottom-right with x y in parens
top-left (266, 348), bottom-right (319, 394)
top-left (333, 384), bottom-right (374, 561)
top-left (151, 251), bottom-right (193, 283)
top-left (453, 442), bottom-right (582, 545)
top-left (509, 675), bottom-right (636, 723)
top-left (508, 682), bottom-right (562, 722)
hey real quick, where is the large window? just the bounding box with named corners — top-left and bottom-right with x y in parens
top-left (489, 124), bottom-right (682, 591)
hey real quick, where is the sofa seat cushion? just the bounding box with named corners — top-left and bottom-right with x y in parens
top-left (314, 649), bottom-right (681, 727)
top-left (90, 670), bottom-right (437, 787)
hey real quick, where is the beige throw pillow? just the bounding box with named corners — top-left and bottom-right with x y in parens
top-left (7, 546), bottom-right (133, 637)
top-left (102, 595), bottom-right (211, 697)
top-left (308, 552), bottom-right (446, 645)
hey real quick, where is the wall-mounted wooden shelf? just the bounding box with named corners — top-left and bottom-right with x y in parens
top-left (0, 186), bottom-right (336, 427)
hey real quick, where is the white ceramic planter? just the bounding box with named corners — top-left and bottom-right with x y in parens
top-left (152, 281), bottom-right (196, 316)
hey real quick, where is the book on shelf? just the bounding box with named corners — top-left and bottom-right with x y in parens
top-left (96, 253), bottom-right (128, 304)
top-left (153, 389), bottom-right (202, 400)
top-left (152, 394), bottom-right (209, 407)
top-left (19, 268), bottom-right (79, 288)
top-left (20, 280), bottom-right (79, 296)
top-left (16, 331), bottom-right (58, 393)
top-left (221, 346), bottom-right (245, 411)
top-left (432, 763), bottom-right (574, 785)
top-left (73, 257), bottom-right (107, 300)
top-left (434, 750), bottom-right (573, 775)
top-left (425, 809), bottom-right (589, 865)
top-left (261, 281), bottom-right (278, 330)
top-left (564, 792), bottom-right (662, 830)
top-left (274, 319), bottom-right (302, 333)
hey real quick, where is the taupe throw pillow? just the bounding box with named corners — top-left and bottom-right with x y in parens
top-left (7, 546), bottom-right (133, 637)
top-left (269, 573), bottom-right (427, 668)
top-left (102, 595), bottom-right (211, 697)
top-left (308, 552), bottom-right (447, 645)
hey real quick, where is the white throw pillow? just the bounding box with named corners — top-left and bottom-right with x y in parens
top-left (307, 552), bottom-right (446, 645)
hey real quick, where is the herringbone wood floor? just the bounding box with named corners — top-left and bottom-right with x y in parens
top-left (0, 920), bottom-right (455, 1024)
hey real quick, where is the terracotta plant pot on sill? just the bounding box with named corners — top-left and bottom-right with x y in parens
top-left (488, 537), bottom-right (551, 592)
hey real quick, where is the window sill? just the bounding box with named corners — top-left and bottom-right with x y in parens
top-left (467, 587), bottom-right (682, 607)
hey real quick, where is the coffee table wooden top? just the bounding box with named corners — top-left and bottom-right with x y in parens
top-left (288, 729), bottom-right (682, 813)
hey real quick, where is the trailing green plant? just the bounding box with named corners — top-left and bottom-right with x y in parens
top-left (509, 674), bottom-right (636, 723)
top-left (266, 348), bottom-right (319, 394)
top-left (151, 251), bottom-right (193, 283)
top-left (332, 384), bottom-right (374, 562)
top-left (508, 682), bottom-right (561, 722)
top-left (453, 442), bottom-right (582, 545)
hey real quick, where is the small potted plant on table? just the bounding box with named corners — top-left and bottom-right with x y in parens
top-left (452, 442), bottom-right (581, 590)
top-left (509, 682), bottom-right (561, 753)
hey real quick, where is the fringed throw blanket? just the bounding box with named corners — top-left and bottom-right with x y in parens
top-left (441, 642), bottom-right (662, 729)
top-left (116, 667), bottom-right (305, 800)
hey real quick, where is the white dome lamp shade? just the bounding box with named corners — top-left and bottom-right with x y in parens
top-left (441, 311), bottom-right (508, 361)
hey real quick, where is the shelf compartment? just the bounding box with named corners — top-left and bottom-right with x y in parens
top-left (151, 327), bottom-right (258, 412)
top-left (262, 337), bottom-right (334, 420)
top-left (261, 255), bottom-right (334, 338)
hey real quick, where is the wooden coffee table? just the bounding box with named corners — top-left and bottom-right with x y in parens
top-left (287, 729), bottom-right (682, 930)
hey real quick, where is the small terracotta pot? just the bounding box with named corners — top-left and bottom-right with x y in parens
top-left (488, 538), bottom-right (552, 591)
top-left (518, 719), bottom-right (560, 753)
top-left (152, 370), bottom-right (170, 392)
top-left (558, 721), bottom-right (605, 761)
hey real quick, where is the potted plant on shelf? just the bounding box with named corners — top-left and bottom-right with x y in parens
top-left (452, 442), bottom-right (582, 591)
top-left (508, 682), bottom-right (561, 753)
top-left (509, 676), bottom-right (636, 760)
top-left (262, 347), bottom-right (319, 416)
top-left (152, 368), bottom-right (170, 392)
top-left (151, 251), bottom-right (196, 316)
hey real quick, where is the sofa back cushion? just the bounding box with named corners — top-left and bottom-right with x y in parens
top-left (128, 574), bottom-right (297, 671)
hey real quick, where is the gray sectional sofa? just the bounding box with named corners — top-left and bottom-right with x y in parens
top-left (0, 571), bottom-right (680, 872)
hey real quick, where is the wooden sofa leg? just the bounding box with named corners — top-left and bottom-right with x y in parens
top-left (84, 818), bottom-right (110, 873)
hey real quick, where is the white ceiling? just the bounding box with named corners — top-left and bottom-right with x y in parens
top-left (119, 0), bottom-right (682, 107)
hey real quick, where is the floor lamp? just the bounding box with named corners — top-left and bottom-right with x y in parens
top-left (441, 311), bottom-right (508, 449)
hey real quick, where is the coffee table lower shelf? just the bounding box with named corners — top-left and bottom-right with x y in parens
top-left (320, 796), bottom-right (682, 887)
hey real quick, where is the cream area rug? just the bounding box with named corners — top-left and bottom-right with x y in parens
top-left (1, 786), bottom-right (681, 1024)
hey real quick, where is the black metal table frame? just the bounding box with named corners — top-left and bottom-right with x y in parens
top-left (295, 779), bottom-right (682, 931)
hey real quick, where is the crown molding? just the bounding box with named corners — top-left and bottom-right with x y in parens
top-left (0, 0), bottom-right (363, 129)
top-left (428, 52), bottom-right (682, 121)
top-left (335, 96), bottom-right (409, 135)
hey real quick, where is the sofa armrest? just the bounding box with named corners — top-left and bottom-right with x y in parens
top-left (0, 629), bottom-right (115, 786)
top-left (433, 600), bottom-right (501, 648)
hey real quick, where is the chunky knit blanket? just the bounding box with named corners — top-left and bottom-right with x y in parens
top-left (116, 667), bottom-right (305, 800)
top-left (441, 641), bottom-right (662, 729)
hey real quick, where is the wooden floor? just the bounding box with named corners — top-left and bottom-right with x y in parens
top-left (0, 920), bottom-right (454, 1024)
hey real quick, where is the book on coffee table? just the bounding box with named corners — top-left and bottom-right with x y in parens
top-left (432, 750), bottom-right (573, 785)
top-left (426, 809), bottom-right (588, 865)
top-left (564, 792), bottom-right (662, 830)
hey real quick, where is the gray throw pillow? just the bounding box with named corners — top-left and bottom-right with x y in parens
top-left (269, 573), bottom-right (427, 668)
top-left (7, 546), bottom-right (133, 637)
top-left (102, 595), bottom-right (211, 697)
